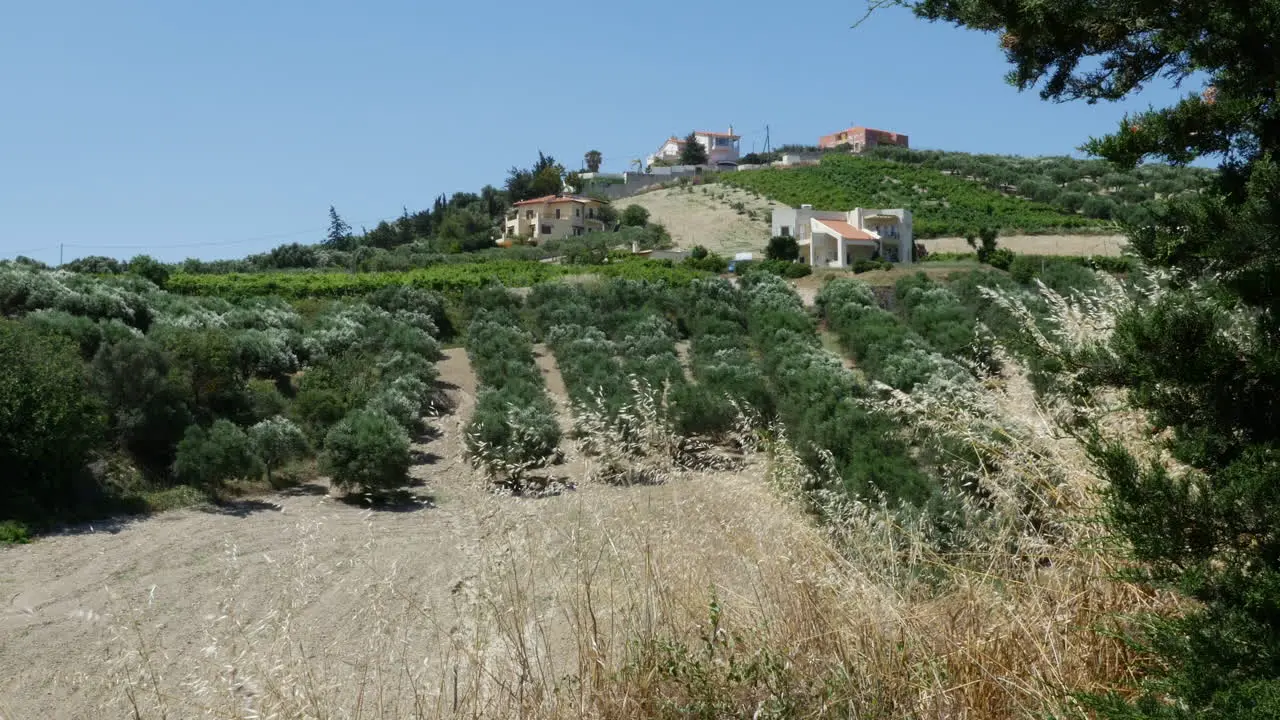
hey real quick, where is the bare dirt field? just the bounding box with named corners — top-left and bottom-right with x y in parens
top-left (0, 347), bottom-right (825, 719)
top-left (922, 233), bottom-right (1129, 256)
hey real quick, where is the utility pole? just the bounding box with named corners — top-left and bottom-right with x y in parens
top-left (763, 125), bottom-right (772, 154)
top-left (59, 243), bottom-right (63, 266)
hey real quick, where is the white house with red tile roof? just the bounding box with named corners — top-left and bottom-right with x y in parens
top-left (501, 194), bottom-right (609, 244)
top-left (771, 205), bottom-right (914, 266)
top-left (646, 127), bottom-right (741, 168)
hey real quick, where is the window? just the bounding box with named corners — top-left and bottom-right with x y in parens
top-left (574, 208), bottom-right (580, 217)
top-left (555, 208), bottom-right (561, 219)
top-left (541, 225), bottom-right (552, 235)
top-left (526, 210), bottom-right (534, 219)
top-left (573, 227), bottom-right (584, 236)
top-left (588, 208), bottom-right (595, 219)
top-left (779, 226), bottom-right (791, 237)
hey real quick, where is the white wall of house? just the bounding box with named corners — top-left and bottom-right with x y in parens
top-left (771, 206), bottom-right (914, 266)
top-left (853, 208), bottom-right (913, 264)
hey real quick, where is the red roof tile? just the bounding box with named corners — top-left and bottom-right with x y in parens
top-left (512, 194), bottom-right (604, 207)
top-left (814, 219), bottom-right (877, 240)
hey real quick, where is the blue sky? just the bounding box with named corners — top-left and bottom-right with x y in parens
top-left (1, 0), bottom-right (1205, 264)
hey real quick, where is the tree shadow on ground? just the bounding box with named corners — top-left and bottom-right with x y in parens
top-left (201, 498), bottom-right (283, 518)
top-left (335, 489), bottom-right (435, 513)
top-left (491, 473), bottom-right (577, 499)
top-left (277, 482), bottom-right (328, 497)
top-left (411, 449), bottom-right (443, 465)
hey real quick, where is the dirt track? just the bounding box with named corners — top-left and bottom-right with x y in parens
top-left (0, 347), bottom-right (821, 718)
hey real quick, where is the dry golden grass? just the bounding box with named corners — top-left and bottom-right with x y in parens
top-left (90, 372), bottom-right (1168, 719)
top-left (923, 234), bottom-right (1129, 256)
top-left (3, 335), bottom-right (1173, 718)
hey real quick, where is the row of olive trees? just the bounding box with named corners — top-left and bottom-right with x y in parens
top-left (0, 264), bottom-right (446, 530)
top-left (739, 273), bottom-right (933, 506)
top-left (527, 280), bottom-right (688, 433)
top-left (462, 288), bottom-right (562, 483)
top-left (673, 278), bottom-right (775, 436)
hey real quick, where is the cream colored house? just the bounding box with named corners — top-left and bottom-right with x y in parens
top-left (502, 194), bottom-right (609, 243)
top-left (771, 205), bottom-right (913, 266)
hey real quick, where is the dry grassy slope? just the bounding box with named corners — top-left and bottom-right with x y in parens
top-left (620, 185), bottom-right (779, 255)
top-left (621, 184), bottom-right (1128, 257)
top-left (0, 347), bottom-right (824, 719)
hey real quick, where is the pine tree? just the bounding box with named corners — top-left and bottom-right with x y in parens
top-left (325, 205), bottom-right (352, 249)
top-left (679, 132), bottom-right (708, 165)
top-left (899, 0), bottom-right (1280, 715)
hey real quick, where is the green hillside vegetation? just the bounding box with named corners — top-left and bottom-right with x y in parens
top-left (720, 154), bottom-right (1104, 237)
top-left (864, 145), bottom-right (1214, 225)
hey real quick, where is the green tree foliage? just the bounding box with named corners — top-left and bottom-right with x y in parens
top-left (621, 204), bottom-right (650, 227)
top-left (463, 302), bottom-right (562, 470)
top-left (741, 274), bottom-right (932, 505)
top-left (92, 335), bottom-right (193, 474)
top-left (816, 278), bottom-right (969, 393)
top-left (172, 419), bottom-right (261, 488)
top-left (675, 279), bottom-right (774, 435)
top-left (325, 206), bottom-right (354, 250)
top-left (64, 256), bottom-right (124, 275)
top-left (894, 273), bottom-right (986, 367)
top-left (722, 154), bottom-right (1100, 237)
top-left (0, 321), bottom-right (104, 522)
top-left (128, 255), bottom-right (170, 288)
top-left (596, 202), bottom-right (619, 227)
top-left (248, 416), bottom-right (309, 486)
top-left (765, 235), bottom-right (800, 262)
top-left (167, 260), bottom-right (709, 299)
top-left (904, 0), bottom-right (1280, 713)
top-left (154, 327), bottom-right (252, 425)
top-left (507, 152), bottom-right (564, 203)
top-left (680, 132), bottom-right (709, 165)
top-left (863, 145), bottom-right (1212, 223)
top-left (320, 408), bottom-right (411, 494)
top-left (584, 149), bottom-right (603, 172)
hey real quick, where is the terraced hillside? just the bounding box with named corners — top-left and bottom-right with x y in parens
top-left (864, 145), bottom-right (1214, 224)
top-left (720, 154), bottom-right (1105, 238)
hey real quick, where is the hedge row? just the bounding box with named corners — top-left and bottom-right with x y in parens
top-left (674, 278), bottom-right (775, 436)
top-left (740, 273), bottom-right (933, 505)
top-left (462, 291), bottom-right (561, 472)
top-left (817, 278), bottom-right (970, 393)
top-left (166, 259), bottom-right (712, 300)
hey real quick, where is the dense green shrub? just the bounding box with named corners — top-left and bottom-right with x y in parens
top-left (463, 304), bottom-right (562, 468)
top-left (172, 419), bottom-right (262, 488)
top-left (0, 321), bottom-right (105, 522)
top-left (321, 408), bottom-right (411, 494)
top-left (765, 235), bottom-right (800, 262)
top-left (736, 259), bottom-right (811, 278)
top-left (622, 204), bottom-right (651, 227)
top-left (91, 335), bottom-right (193, 474)
top-left (817, 278), bottom-right (970, 392)
top-left (741, 274), bottom-right (932, 505)
top-left (248, 416), bottom-right (309, 486)
top-left (676, 279), bottom-right (775, 435)
top-left (894, 273), bottom-right (987, 366)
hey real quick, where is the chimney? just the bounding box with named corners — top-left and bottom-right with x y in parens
top-left (729, 124), bottom-right (734, 135)
top-left (800, 204), bottom-right (813, 210)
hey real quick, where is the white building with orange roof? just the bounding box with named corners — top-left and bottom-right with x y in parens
top-left (501, 193), bottom-right (609, 244)
top-left (646, 127), bottom-right (741, 168)
top-left (772, 205), bottom-right (914, 266)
